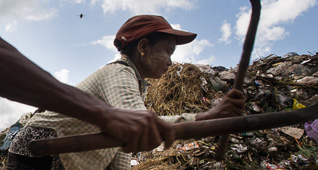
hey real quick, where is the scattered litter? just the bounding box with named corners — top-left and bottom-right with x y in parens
top-left (177, 141), bottom-right (199, 151)
top-left (293, 99), bottom-right (306, 110)
top-left (2, 53), bottom-right (318, 169)
top-left (231, 144), bottom-right (248, 153)
top-left (0, 122), bottom-right (22, 154)
top-left (136, 53), bottom-right (318, 170)
top-left (268, 146), bottom-right (277, 152)
top-left (260, 160), bottom-right (287, 170)
top-left (280, 126), bottom-right (304, 139)
top-left (153, 143), bottom-right (165, 152)
top-left (291, 154), bottom-right (309, 166)
top-left (131, 159), bottom-right (139, 166)
top-left (304, 119), bottom-right (318, 144)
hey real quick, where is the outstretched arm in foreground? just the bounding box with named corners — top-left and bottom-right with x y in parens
top-left (0, 37), bottom-right (174, 152)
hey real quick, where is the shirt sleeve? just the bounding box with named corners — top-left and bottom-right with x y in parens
top-left (159, 113), bottom-right (197, 123)
top-left (97, 64), bottom-right (197, 123)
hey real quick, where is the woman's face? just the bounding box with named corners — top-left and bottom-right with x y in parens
top-left (142, 36), bottom-right (176, 79)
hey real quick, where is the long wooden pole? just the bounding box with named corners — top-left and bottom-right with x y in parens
top-left (215, 0), bottom-right (261, 161)
top-left (29, 103), bottom-right (318, 156)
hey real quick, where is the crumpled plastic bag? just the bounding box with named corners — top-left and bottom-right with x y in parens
top-left (231, 144), bottom-right (247, 153)
top-left (304, 120), bottom-right (318, 144)
top-left (293, 99), bottom-right (306, 110)
top-left (0, 121), bottom-right (22, 153)
top-left (296, 98), bottom-right (318, 144)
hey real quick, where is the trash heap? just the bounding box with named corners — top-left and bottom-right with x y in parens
top-left (0, 53), bottom-right (317, 170)
top-left (133, 52), bottom-right (318, 170)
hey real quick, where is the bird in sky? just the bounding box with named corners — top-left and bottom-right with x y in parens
top-left (78, 14), bottom-right (85, 18)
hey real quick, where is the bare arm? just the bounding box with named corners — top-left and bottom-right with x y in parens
top-left (0, 37), bottom-right (174, 152)
top-left (0, 37), bottom-right (111, 127)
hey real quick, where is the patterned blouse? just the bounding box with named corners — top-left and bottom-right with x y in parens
top-left (9, 56), bottom-right (197, 170)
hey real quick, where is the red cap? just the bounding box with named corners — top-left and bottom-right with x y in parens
top-left (114, 15), bottom-right (197, 49)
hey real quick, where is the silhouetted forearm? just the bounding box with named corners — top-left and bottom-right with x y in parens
top-left (0, 37), bottom-right (112, 127)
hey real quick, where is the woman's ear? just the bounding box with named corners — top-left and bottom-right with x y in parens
top-left (137, 38), bottom-right (150, 57)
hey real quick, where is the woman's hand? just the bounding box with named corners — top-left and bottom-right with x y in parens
top-left (196, 89), bottom-right (245, 121)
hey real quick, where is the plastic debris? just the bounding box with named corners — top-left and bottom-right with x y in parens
top-left (280, 126), bottom-right (304, 139)
top-left (268, 146), bottom-right (278, 152)
top-left (153, 143), bottom-right (165, 152)
top-left (131, 159), bottom-right (139, 166)
top-left (304, 119), bottom-right (318, 144)
top-left (291, 154), bottom-right (309, 166)
top-left (293, 99), bottom-right (306, 110)
top-left (177, 141), bottom-right (199, 151)
top-left (0, 122), bottom-right (22, 154)
top-left (231, 144), bottom-right (248, 153)
top-left (260, 160), bottom-right (287, 170)
top-left (136, 53), bottom-right (318, 169)
top-left (3, 53), bottom-right (318, 170)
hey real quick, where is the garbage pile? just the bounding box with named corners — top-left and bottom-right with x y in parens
top-left (134, 52), bottom-right (318, 170)
top-left (0, 53), bottom-right (317, 170)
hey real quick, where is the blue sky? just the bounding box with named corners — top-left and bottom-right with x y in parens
top-left (1, 0), bottom-right (317, 131)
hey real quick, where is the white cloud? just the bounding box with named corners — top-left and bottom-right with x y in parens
top-left (235, 6), bottom-right (251, 39)
top-left (261, 0), bottom-right (317, 27)
top-left (234, 0), bottom-right (317, 58)
top-left (196, 55), bottom-right (216, 65)
top-left (62, 0), bottom-right (86, 3)
top-left (107, 53), bottom-right (122, 64)
top-left (90, 0), bottom-right (196, 14)
top-left (218, 20), bottom-right (232, 44)
top-left (170, 23), bottom-right (214, 64)
top-left (171, 24), bottom-right (182, 30)
top-left (5, 20), bottom-right (18, 32)
top-left (172, 39), bottom-right (213, 63)
top-left (90, 35), bottom-right (118, 52)
top-left (54, 69), bottom-right (70, 84)
top-left (0, 0), bottom-right (57, 32)
top-left (0, 97), bottom-right (35, 132)
top-left (90, 35), bottom-right (121, 63)
top-left (25, 9), bottom-right (57, 21)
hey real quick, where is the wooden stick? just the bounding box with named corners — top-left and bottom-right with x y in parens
top-left (215, 0), bottom-right (261, 161)
top-left (29, 103), bottom-right (318, 156)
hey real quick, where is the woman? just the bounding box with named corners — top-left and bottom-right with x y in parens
top-left (7, 15), bottom-right (244, 170)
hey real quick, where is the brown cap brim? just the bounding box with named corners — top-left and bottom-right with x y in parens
top-left (157, 29), bottom-right (197, 45)
top-left (114, 15), bottom-right (197, 49)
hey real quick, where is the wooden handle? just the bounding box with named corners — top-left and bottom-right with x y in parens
top-left (215, 0), bottom-right (261, 161)
top-left (29, 104), bottom-right (318, 156)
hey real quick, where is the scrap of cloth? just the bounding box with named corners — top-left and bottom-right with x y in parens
top-left (305, 119), bottom-right (318, 144)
